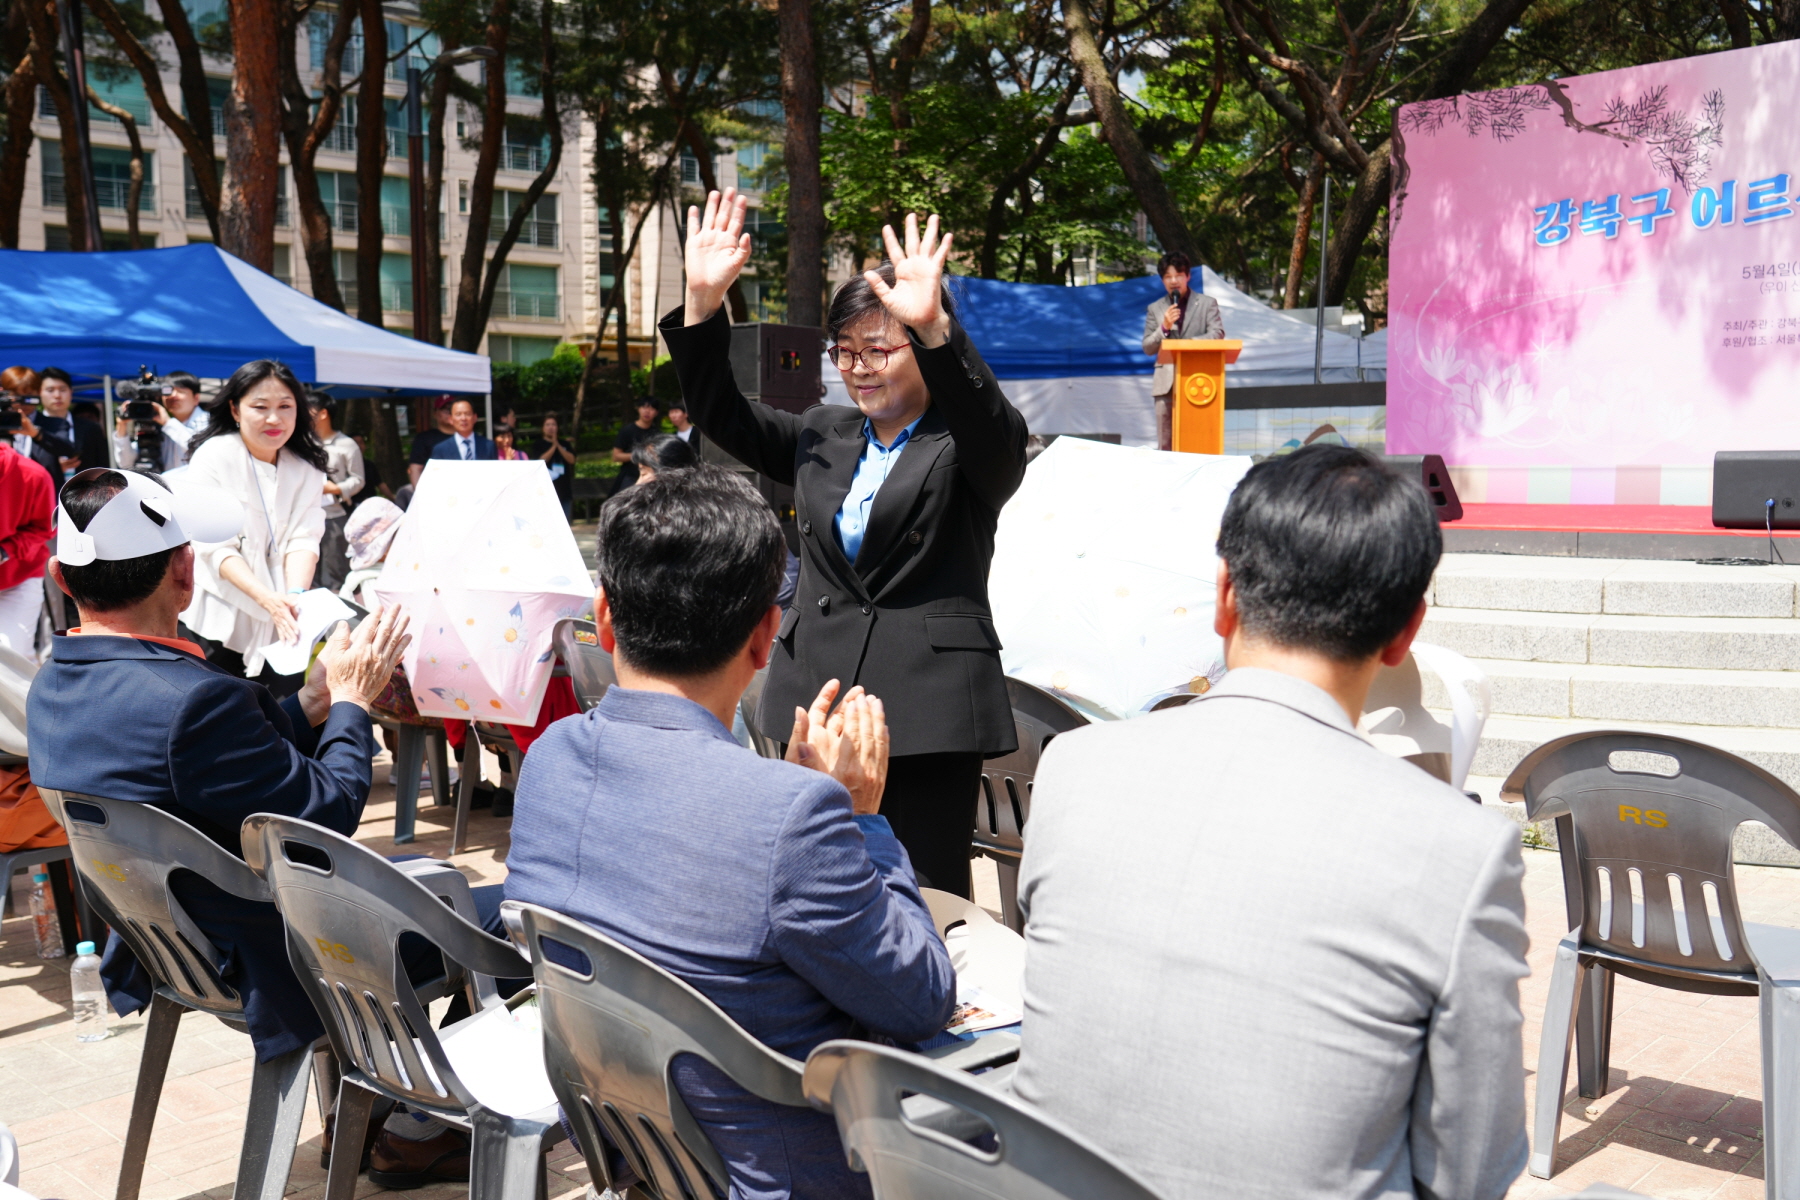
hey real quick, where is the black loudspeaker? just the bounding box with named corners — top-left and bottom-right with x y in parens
top-left (726, 322), bottom-right (824, 415)
top-left (1383, 454), bottom-right (1463, 522)
top-left (1713, 451), bottom-right (1800, 529)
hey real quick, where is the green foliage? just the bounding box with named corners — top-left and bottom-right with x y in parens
top-left (492, 342), bottom-right (585, 418)
top-left (630, 356), bottom-right (684, 406)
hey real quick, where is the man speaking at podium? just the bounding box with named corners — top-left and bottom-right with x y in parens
top-left (1142, 251), bottom-right (1224, 452)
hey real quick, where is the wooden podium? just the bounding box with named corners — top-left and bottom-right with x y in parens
top-left (1163, 339), bottom-right (1243, 455)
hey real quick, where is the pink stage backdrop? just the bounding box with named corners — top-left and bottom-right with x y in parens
top-left (1389, 42), bottom-right (1800, 504)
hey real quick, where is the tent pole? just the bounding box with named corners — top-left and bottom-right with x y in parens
top-left (484, 393), bottom-right (493, 441)
top-left (104, 375), bottom-right (116, 466)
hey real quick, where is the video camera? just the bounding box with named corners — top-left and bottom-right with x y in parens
top-left (114, 366), bottom-right (174, 465)
top-left (0, 392), bottom-right (21, 432)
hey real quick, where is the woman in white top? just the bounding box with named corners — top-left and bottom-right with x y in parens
top-left (180, 360), bottom-right (329, 689)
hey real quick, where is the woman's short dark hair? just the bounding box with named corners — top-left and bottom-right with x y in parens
top-left (631, 433), bottom-right (697, 473)
top-left (188, 360), bottom-right (328, 471)
top-left (166, 371), bottom-right (201, 393)
top-left (597, 465), bottom-right (784, 677)
top-left (827, 260), bottom-right (958, 342)
top-left (1216, 445), bottom-right (1440, 661)
top-left (56, 469), bottom-right (180, 612)
top-left (1156, 251), bottom-right (1193, 276)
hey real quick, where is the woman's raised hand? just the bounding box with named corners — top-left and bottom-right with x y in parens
top-left (683, 189), bottom-right (752, 326)
top-left (865, 213), bottom-right (953, 346)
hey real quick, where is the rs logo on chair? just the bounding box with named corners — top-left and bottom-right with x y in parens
top-left (1618, 805), bottom-right (1669, 828)
top-left (315, 937), bottom-right (356, 964)
top-left (91, 860), bottom-right (128, 882)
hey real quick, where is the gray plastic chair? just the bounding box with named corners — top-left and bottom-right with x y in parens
top-left (1504, 730), bottom-right (1800, 1190)
top-left (974, 679), bottom-right (1093, 933)
top-left (803, 1040), bottom-right (1166, 1200)
top-left (0, 842), bottom-right (68, 918)
top-left (552, 617), bottom-right (617, 711)
top-left (240, 813), bottom-right (560, 1200)
top-left (39, 789), bottom-right (312, 1200)
top-left (505, 900), bottom-right (810, 1199)
top-left (376, 718), bottom-right (453, 845)
top-left (739, 664), bottom-right (782, 760)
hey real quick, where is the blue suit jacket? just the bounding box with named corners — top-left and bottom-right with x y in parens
top-left (27, 633), bottom-right (375, 1061)
top-left (428, 434), bottom-right (497, 460)
top-left (504, 688), bottom-right (956, 1200)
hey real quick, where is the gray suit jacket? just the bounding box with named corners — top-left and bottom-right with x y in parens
top-left (1143, 291), bottom-right (1225, 396)
top-left (1012, 668), bottom-right (1529, 1200)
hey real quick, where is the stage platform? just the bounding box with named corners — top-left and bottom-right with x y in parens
top-left (1446, 503), bottom-right (1800, 561)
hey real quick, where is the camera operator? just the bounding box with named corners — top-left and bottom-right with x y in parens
top-left (28, 466), bottom-right (413, 1064)
top-left (113, 371), bottom-right (207, 471)
top-left (311, 394), bottom-right (363, 593)
top-left (0, 368), bottom-right (65, 485)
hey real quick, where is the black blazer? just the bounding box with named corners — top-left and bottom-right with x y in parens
top-left (661, 306), bottom-right (1028, 758)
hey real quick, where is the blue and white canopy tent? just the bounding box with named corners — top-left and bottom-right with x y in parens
top-left (0, 244), bottom-right (489, 394)
top-left (822, 268), bottom-right (1384, 447)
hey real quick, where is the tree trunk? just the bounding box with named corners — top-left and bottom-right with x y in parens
top-left (778, 0), bottom-right (823, 327)
top-left (1060, 0), bottom-right (1197, 262)
top-left (86, 0), bottom-right (219, 238)
top-left (573, 165), bottom-right (667, 436)
top-left (450, 0), bottom-right (510, 351)
top-left (21, 0), bottom-right (89, 249)
top-left (1771, 0), bottom-right (1799, 36)
top-left (978, 81), bottom-right (1081, 278)
top-left (279, 0), bottom-right (353, 310)
top-left (355, 0), bottom-right (389, 326)
top-left (87, 88), bottom-right (142, 247)
top-left (155, 0), bottom-right (217, 236)
top-left (673, 116), bottom-right (749, 321)
top-left (420, 37), bottom-right (457, 344)
top-left (218, 0), bottom-right (280, 267)
top-left (1720, 0), bottom-right (1754, 47)
top-left (365, 398), bottom-right (403, 508)
top-left (1283, 155), bottom-right (1323, 308)
top-left (478, 4), bottom-right (561, 335)
top-left (887, 0), bottom-right (930, 139)
top-left (0, 56), bottom-right (35, 248)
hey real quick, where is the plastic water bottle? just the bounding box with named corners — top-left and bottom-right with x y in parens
top-left (28, 872), bottom-right (64, 959)
top-left (71, 941), bottom-right (108, 1042)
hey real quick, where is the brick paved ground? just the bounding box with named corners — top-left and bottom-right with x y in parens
top-left (0, 747), bottom-right (1788, 1200)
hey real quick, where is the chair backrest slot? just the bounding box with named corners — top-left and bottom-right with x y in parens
top-left (1595, 866), bottom-right (1614, 942)
top-left (1666, 874), bottom-right (1694, 956)
top-left (575, 1098), bottom-right (621, 1194)
top-left (149, 923), bottom-right (209, 999)
top-left (979, 774), bottom-right (998, 835)
top-left (1702, 880), bottom-right (1735, 960)
top-left (637, 1113), bottom-right (700, 1200)
top-left (334, 980), bottom-right (377, 1071)
top-left (281, 840), bottom-right (333, 873)
top-left (363, 991), bottom-right (412, 1092)
top-left (1627, 867), bottom-right (1646, 948)
top-left (598, 1101), bottom-right (653, 1189)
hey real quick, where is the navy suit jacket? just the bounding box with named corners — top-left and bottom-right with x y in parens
top-left (27, 633), bottom-right (375, 1061)
top-left (504, 688), bottom-right (956, 1200)
top-left (428, 434), bottom-right (497, 461)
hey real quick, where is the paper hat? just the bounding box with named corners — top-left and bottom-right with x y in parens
top-left (56, 469), bottom-right (245, 566)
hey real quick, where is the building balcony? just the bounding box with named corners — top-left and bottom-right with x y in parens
top-left (500, 144), bottom-right (548, 173)
top-left (45, 174), bottom-right (155, 213)
top-left (490, 216), bottom-right (558, 248)
top-left (492, 289), bottom-right (559, 321)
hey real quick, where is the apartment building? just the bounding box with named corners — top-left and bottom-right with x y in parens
top-left (12, 2), bottom-right (595, 370)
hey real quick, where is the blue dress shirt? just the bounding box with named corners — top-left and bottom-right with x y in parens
top-left (834, 415), bottom-right (923, 563)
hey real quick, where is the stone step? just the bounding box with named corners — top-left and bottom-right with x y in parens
top-left (1465, 712), bottom-right (1800, 794)
top-left (1423, 659), bottom-right (1800, 727)
top-left (1419, 607), bottom-right (1800, 670)
top-left (1429, 552), bottom-right (1800, 619)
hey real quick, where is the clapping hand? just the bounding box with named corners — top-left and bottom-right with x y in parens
top-left (865, 213), bottom-right (953, 347)
top-left (319, 604), bottom-right (412, 711)
top-left (682, 188), bottom-right (752, 326)
top-left (787, 679), bottom-right (891, 814)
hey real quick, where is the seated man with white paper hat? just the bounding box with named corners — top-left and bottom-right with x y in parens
top-left (27, 467), bottom-right (413, 1064)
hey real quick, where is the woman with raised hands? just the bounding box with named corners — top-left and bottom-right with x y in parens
top-left (660, 188), bottom-right (1029, 899)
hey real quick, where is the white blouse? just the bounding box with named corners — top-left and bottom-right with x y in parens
top-left (180, 432), bottom-right (327, 675)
